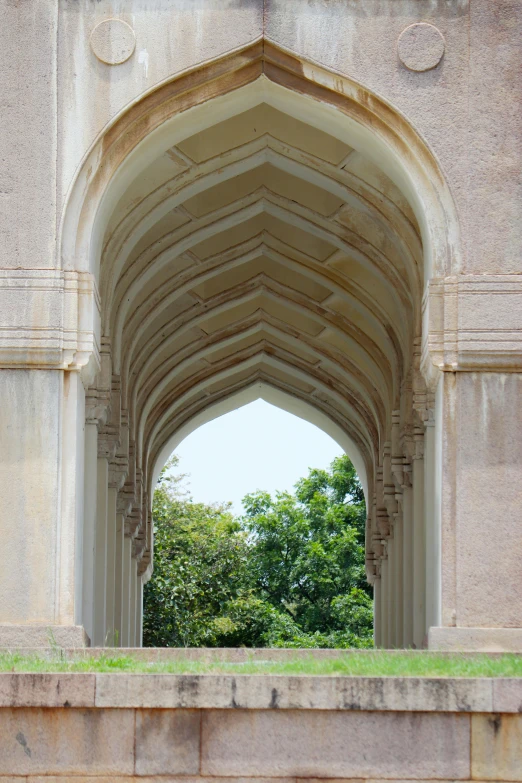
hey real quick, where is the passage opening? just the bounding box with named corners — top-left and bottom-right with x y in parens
top-left (144, 400), bottom-right (372, 649)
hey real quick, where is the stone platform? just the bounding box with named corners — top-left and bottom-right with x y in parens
top-left (0, 671), bottom-right (520, 780)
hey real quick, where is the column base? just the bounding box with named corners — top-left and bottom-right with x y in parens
top-left (429, 626), bottom-right (522, 652)
top-left (0, 625), bottom-right (89, 649)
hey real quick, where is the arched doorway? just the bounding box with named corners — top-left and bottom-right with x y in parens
top-left (63, 42), bottom-right (460, 648)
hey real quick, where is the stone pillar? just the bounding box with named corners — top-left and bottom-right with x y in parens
top-left (105, 488), bottom-right (118, 646)
top-left (93, 458), bottom-right (108, 646)
top-left (0, 370), bottom-right (88, 646)
top-left (373, 575), bottom-right (381, 647)
top-left (412, 436), bottom-right (425, 648)
top-left (129, 558), bottom-right (137, 647)
top-left (121, 536), bottom-right (132, 647)
top-left (380, 555), bottom-right (389, 648)
top-left (402, 480), bottom-right (414, 647)
top-left (430, 373), bottom-right (522, 651)
top-left (136, 575), bottom-right (144, 647)
top-left (394, 515), bottom-right (404, 648)
top-left (82, 422), bottom-right (98, 644)
top-left (0, 0), bottom-right (99, 649)
top-left (424, 397), bottom-right (442, 637)
top-left (387, 536), bottom-right (395, 647)
top-left (114, 511), bottom-right (125, 647)
top-left (61, 372), bottom-right (87, 629)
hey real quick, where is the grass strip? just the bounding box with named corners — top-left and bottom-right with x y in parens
top-left (0, 651), bottom-right (521, 677)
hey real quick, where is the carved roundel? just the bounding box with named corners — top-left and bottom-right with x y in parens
top-left (398, 23), bottom-right (445, 72)
top-left (90, 19), bottom-right (136, 65)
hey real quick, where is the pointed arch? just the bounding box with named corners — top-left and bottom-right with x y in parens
top-left (63, 39), bottom-right (461, 596)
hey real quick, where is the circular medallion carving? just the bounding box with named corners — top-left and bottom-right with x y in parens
top-left (90, 19), bottom-right (136, 65)
top-left (398, 23), bottom-right (445, 72)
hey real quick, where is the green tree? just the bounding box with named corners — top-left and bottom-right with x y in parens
top-left (142, 458), bottom-right (250, 647)
top-left (241, 455), bottom-right (373, 647)
top-left (143, 454), bottom-right (373, 648)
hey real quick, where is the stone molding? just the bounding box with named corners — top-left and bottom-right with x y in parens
top-left (0, 625), bottom-right (88, 649)
top-left (0, 269), bottom-right (100, 379)
top-left (0, 670), bottom-right (519, 712)
top-left (429, 626), bottom-right (522, 653)
top-left (423, 274), bottom-right (522, 377)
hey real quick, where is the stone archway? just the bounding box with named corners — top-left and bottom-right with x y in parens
top-left (62, 42), bottom-right (461, 648)
top-left (2, 3), bottom-right (522, 657)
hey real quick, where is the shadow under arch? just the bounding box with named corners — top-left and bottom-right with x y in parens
top-left (151, 381), bottom-right (369, 504)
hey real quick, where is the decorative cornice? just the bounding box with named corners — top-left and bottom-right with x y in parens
top-left (0, 269), bottom-right (100, 381)
top-left (422, 275), bottom-right (522, 376)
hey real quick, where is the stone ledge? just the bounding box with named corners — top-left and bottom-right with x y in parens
top-left (0, 673), bottom-right (521, 712)
top-left (429, 626), bottom-right (522, 652)
top-left (0, 779), bottom-right (512, 783)
top-left (0, 626), bottom-right (88, 649)
top-left (5, 646), bottom-right (512, 660)
top-left (0, 674), bottom-right (95, 708)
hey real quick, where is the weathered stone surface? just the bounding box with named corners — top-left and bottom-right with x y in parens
top-left (9, 778), bottom-right (520, 783)
top-left (429, 627), bottom-right (522, 652)
top-left (95, 673), bottom-right (493, 712)
top-left (1, 0), bottom-right (522, 656)
top-left (135, 709), bottom-right (201, 775)
top-left (26, 779), bottom-right (294, 783)
top-left (0, 626), bottom-right (88, 650)
top-left (472, 713), bottom-right (522, 781)
top-left (0, 708), bottom-right (134, 775)
top-left (493, 678), bottom-right (522, 713)
top-left (0, 674), bottom-right (95, 708)
top-left (201, 709), bottom-right (471, 778)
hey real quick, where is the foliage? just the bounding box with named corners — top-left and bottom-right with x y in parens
top-left (240, 455), bottom-right (373, 648)
top-left (143, 460), bottom-right (248, 647)
top-left (143, 455), bottom-right (373, 648)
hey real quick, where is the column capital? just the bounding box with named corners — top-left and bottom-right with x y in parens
top-left (422, 274), bottom-right (522, 377)
top-left (0, 269), bottom-right (100, 381)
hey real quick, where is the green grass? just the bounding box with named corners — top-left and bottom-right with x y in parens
top-left (0, 651), bottom-right (521, 677)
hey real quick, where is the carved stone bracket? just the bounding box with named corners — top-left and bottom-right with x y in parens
top-left (117, 491), bottom-right (134, 520)
top-left (97, 427), bottom-right (119, 462)
top-left (422, 275), bottom-right (522, 378)
top-left (0, 270), bottom-right (100, 379)
top-left (85, 342), bottom-right (113, 426)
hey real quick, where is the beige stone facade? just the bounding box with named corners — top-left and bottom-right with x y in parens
top-left (0, 1), bottom-right (521, 649)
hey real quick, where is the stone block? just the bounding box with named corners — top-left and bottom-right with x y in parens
top-left (471, 713), bottom-right (522, 781)
top-left (337, 676), bottom-right (492, 712)
top-left (135, 708), bottom-right (201, 775)
top-left (429, 626), bottom-right (522, 652)
top-left (0, 708), bottom-right (134, 775)
top-left (201, 709), bottom-right (471, 779)
top-left (0, 674), bottom-right (95, 708)
top-left (493, 679), bottom-right (522, 713)
top-left (95, 673), bottom-right (492, 712)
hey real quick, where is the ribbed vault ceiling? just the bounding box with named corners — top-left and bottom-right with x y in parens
top-left (100, 95), bottom-right (423, 499)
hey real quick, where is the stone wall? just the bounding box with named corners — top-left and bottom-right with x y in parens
top-left (0, 673), bottom-right (520, 780)
top-left (1, 0), bottom-right (522, 653)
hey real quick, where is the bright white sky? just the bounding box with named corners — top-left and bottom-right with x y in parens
top-left (173, 399), bottom-right (344, 514)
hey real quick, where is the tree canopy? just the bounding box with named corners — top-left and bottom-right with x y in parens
top-left (143, 455), bottom-right (373, 648)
